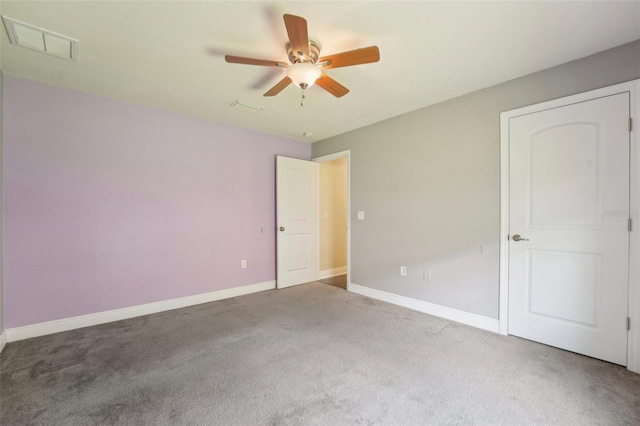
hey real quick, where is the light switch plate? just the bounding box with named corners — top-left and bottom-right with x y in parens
top-left (423, 269), bottom-right (431, 281)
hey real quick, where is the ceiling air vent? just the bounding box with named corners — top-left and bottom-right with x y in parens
top-left (2, 16), bottom-right (78, 61)
top-left (230, 100), bottom-right (264, 113)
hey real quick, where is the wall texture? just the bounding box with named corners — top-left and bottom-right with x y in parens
top-left (3, 76), bottom-right (310, 328)
top-left (312, 40), bottom-right (640, 319)
top-left (319, 157), bottom-right (347, 272)
top-left (0, 70), bottom-right (4, 337)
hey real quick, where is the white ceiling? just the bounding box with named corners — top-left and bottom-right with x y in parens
top-left (1, 1), bottom-right (639, 142)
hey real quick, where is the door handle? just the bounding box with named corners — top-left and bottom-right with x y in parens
top-left (279, 226), bottom-right (285, 232)
top-left (512, 234), bottom-right (529, 242)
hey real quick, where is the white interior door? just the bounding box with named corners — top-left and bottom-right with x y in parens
top-left (508, 93), bottom-right (630, 365)
top-left (276, 156), bottom-right (318, 289)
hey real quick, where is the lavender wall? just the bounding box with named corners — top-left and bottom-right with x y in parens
top-left (2, 76), bottom-right (310, 328)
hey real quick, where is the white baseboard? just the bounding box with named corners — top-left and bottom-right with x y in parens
top-left (6, 280), bottom-right (276, 343)
top-left (318, 267), bottom-right (347, 279)
top-left (349, 283), bottom-right (500, 333)
top-left (0, 330), bottom-right (6, 354)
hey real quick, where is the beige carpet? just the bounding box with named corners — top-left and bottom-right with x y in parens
top-left (1, 282), bottom-right (639, 425)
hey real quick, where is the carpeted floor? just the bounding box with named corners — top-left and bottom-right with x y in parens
top-left (1, 282), bottom-right (639, 425)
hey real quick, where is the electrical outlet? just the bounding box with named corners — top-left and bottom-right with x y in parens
top-left (400, 266), bottom-right (407, 276)
top-left (241, 259), bottom-right (247, 269)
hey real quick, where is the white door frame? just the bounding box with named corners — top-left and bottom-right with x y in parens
top-left (499, 79), bottom-right (640, 373)
top-left (312, 150), bottom-right (351, 290)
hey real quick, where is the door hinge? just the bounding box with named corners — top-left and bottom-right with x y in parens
top-left (627, 317), bottom-right (631, 331)
top-left (630, 117), bottom-right (633, 132)
top-left (629, 218), bottom-right (633, 232)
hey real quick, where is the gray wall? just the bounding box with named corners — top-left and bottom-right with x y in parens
top-left (0, 69), bottom-right (4, 337)
top-left (312, 40), bottom-right (640, 319)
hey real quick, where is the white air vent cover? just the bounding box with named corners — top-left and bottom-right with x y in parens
top-left (2, 16), bottom-right (78, 61)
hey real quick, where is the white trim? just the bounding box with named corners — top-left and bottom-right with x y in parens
top-left (499, 96), bottom-right (511, 335)
top-left (312, 150), bottom-right (351, 163)
top-left (499, 79), bottom-right (640, 373)
top-left (5, 280), bottom-right (275, 342)
top-left (318, 267), bottom-right (347, 279)
top-left (628, 80), bottom-right (640, 374)
top-left (350, 283), bottom-right (500, 333)
top-left (312, 150), bottom-right (351, 291)
top-left (0, 330), bottom-right (7, 354)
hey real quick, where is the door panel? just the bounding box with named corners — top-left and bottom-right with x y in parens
top-left (285, 234), bottom-right (312, 271)
top-left (528, 250), bottom-right (600, 325)
top-left (276, 156), bottom-right (317, 289)
top-left (529, 124), bottom-right (600, 228)
top-left (509, 93), bottom-right (630, 366)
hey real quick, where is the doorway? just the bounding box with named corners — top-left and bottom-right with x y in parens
top-left (275, 151), bottom-right (350, 291)
top-left (314, 151), bottom-right (350, 290)
top-left (499, 80), bottom-right (640, 373)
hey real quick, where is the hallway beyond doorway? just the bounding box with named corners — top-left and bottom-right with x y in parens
top-left (319, 274), bottom-right (346, 289)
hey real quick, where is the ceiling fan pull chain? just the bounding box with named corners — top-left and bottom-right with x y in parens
top-left (301, 88), bottom-right (306, 107)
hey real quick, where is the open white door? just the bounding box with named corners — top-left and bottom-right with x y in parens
top-left (508, 93), bottom-right (630, 365)
top-left (276, 156), bottom-right (318, 289)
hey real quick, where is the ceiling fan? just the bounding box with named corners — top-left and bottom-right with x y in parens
top-left (225, 14), bottom-right (380, 98)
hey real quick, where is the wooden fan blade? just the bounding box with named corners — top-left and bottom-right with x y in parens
top-left (225, 55), bottom-right (287, 67)
top-left (283, 14), bottom-right (309, 59)
top-left (315, 73), bottom-right (349, 98)
top-left (264, 77), bottom-right (292, 96)
top-left (319, 46), bottom-right (380, 69)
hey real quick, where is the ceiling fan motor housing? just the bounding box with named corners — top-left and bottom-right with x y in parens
top-left (287, 39), bottom-right (321, 64)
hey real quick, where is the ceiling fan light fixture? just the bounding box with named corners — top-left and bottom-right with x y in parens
top-left (286, 62), bottom-right (321, 89)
